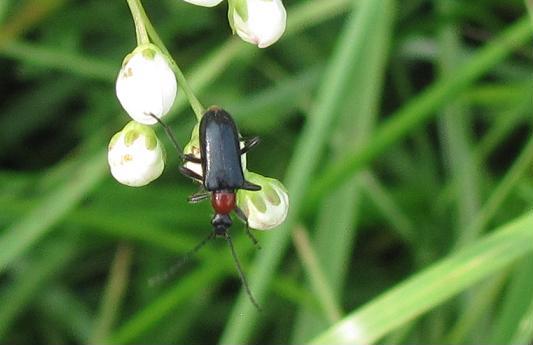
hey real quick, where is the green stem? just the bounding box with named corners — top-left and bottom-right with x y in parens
top-left (90, 243), bottom-right (133, 344)
top-left (526, 0), bottom-right (533, 26)
top-left (133, 0), bottom-right (205, 120)
top-left (125, 0), bottom-right (150, 45)
top-left (170, 64), bottom-right (206, 121)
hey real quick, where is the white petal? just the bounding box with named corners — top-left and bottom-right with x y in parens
top-left (182, 0), bottom-right (224, 7)
top-left (237, 173), bottom-right (289, 230)
top-left (245, 184), bottom-right (288, 230)
top-left (183, 161), bottom-right (203, 179)
top-left (116, 46), bottom-right (177, 124)
top-left (232, 0), bottom-right (286, 48)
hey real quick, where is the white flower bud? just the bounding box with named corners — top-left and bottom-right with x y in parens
top-left (116, 44), bottom-right (177, 125)
top-left (237, 171), bottom-right (289, 230)
top-left (108, 121), bottom-right (165, 187)
top-left (182, 0), bottom-right (224, 7)
top-left (230, 0), bottom-right (287, 48)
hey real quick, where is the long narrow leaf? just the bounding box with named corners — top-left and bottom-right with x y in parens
top-left (310, 211), bottom-right (533, 344)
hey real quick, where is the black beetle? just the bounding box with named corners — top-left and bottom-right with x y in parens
top-left (179, 106), bottom-right (261, 237)
top-left (148, 107), bottom-right (262, 309)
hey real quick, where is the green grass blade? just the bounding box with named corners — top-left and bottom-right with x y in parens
top-left (106, 252), bottom-right (241, 344)
top-left (445, 273), bottom-right (508, 343)
top-left (437, 2), bottom-right (480, 234)
top-left (0, 237), bottom-right (79, 339)
top-left (510, 298), bottom-right (533, 345)
top-left (359, 172), bottom-right (414, 243)
top-left (0, 78), bottom-right (83, 151)
top-left (292, 226), bottom-right (343, 323)
top-left (305, 17), bottom-right (533, 210)
top-left (526, 0), bottom-right (533, 25)
top-left (285, 0), bottom-right (350, 35)
top-left (0, 149), bottom-right (107, 273)
top-left (219, 1), bottom-right (391, 343)
top-left (290, 0), bottom-right (395, 341)
top-left (457, 134), bottom-right (533, 247)
top-left (0, 40), bottom-right (116, 81)
top-left (488, 254), bottom-right (533, 344)
top-left (37, 286), bottom-right (94, 343)
top-left (90, 244), bottom-right (134, 344)
top-left (310, 211), bottom-right (533, 345)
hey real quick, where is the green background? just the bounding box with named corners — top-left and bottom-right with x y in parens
top-left (0, 0), bottom-right (533, 344)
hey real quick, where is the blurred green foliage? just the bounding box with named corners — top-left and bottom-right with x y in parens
top-left (1, 0), bottom-right (533, 344)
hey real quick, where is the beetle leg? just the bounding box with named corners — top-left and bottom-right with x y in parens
top-left (188, 191), bottom-right (210, 203)
top-left (241, 180), bottom-right (262, 191)
top-left (240, 136), bottom-right (260, 155)
top-left (179, 166), bottom-right (203, 182)
top-left (146, 112), bottom-right (185, 159)
top-left (234, 206), bottom-right (261, 249)
top-left (183, 153), bottom-right (202, 163)
top-left (146, 112), bottom-right (203, 164)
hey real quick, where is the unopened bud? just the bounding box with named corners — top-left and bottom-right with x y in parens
top-left (182, 0), bottom-right (224, 7)
top-left (116, 44), bottom-right (177, 125)
top-left (230, 0), bottom-right (286, 48)
top-left (108, 121), bottom-right (165, 187)
top-left (237, 171), bottom-right (289, 230)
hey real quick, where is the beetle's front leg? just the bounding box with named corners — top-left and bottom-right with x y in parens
top-left (179, 166), bottom-right (203, 182)
top-left (240, 136), bottom-right (260, 155)
top-left (183, 153), bottom-right (202, 163)
top-left (241, 180), bottom-right (261, 191)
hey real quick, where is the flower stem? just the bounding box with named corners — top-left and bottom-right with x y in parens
top-left (131, 0), bottom-right (206, 120)
top-left (125, 0), bottom-right (150, 46)
top-left (170, 64), bottom-right (206, 121)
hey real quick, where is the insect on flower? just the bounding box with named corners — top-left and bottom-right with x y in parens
top-left (148, 106), bottom-right (264, 309)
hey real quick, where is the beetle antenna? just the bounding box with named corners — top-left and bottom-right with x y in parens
top-left (146, 113), bottom-right (185, 159)
top-left (148, 232), bottom-right (215, 286)
top-left (224, 233), bottom-right (262, 311)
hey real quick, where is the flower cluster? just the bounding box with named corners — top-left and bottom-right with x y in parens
top-left (108, 1), bottom-right (289, 230)
top-left (109, 43), bottom-right (177, 187)
top-left (182, 0), bottom-right (287, 48)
